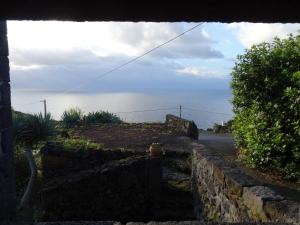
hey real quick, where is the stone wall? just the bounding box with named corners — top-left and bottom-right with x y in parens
top-left (191, 142), bottom-right (300, 223)
top-left (0, 20), bottom-right (15, 221)
top-left (40, 142), bottom-right (143, 180)
top-left (41, 156), bottom-right (162, 222)
top-left (35, 221), bottom-right (294, 225)
top-left (165, 114), bottom-right (198, 140)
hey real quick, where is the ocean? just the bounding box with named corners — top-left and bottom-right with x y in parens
top-left (11, 89), bottom-right (233, 129)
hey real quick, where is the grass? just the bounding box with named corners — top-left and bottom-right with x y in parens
top-left (61, 138), bottom-right (103, 151)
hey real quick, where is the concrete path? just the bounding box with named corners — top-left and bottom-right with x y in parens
top-left (198, 132), bottom-right (236, 156)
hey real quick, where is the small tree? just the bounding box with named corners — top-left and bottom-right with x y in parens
top-left (231, 34), bottom-right (300, 180)
top-left (13, 112), bottom-right (55, 210)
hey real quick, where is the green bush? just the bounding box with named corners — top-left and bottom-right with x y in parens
top-left (61, 107), bottom-right (83, 128)
top-left (231, 34), bottom-right (300, 180)
top-left (13, 111), bottom-right (55, 146)
top-left (83, 111), bottom-right (122, 125)
top-left (62, 138), bottom-right (103, 151)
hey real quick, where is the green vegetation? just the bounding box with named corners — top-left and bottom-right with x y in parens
top-left (84, 111), bottom-right (122, 125)
top-left (14, 112), bottom-right (55, 146)
top-left (61, 107), bottom-right (122, 128)
top-left (231, 34), bottom-right (300, 181)
top-left (12, 110), bottom-right (55, 211)
top-left (61, 138), bottom-right (103, 151)
top-left (61, 107), bottom-right (83, 128)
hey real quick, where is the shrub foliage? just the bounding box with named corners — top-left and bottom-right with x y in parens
top-left (61, 107), bottom-right (83, 128)
top-left (231, 34), bottom-right (300, 180)
top-left (12, 111), bottom-right (55, 146)
top-left (61, 108), bottom-right (122, 128)
top-left (84, 111), bottom-right (122, 125)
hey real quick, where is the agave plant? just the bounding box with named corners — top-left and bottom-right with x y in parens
top-left (61, 107), bottom-right (83, 128)
top-left (13, 112), bottom-right (55, 210)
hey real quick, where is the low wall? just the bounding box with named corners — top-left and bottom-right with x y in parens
top-left (41, 142), bottom-right (143, 179)
top-left (191, 142), bottom-right (300, 223)
top-left (165, 114), bottom-right (198, 139)
top-left (41, 156), bottom-right (162, 222)
top-left (35, 221), bottom-right (293, 225)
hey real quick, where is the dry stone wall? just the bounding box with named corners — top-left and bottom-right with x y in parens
top-left (165, 115), bottom-right (198, 140)
top-left (40, 142), bottom-right (143, 180)
top-left (41, 156), bottom-right (162, 222)
top-left (191, 142), bottom-right (300, 223)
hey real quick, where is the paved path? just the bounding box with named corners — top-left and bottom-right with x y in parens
top-left (198, 132), bottom-right (236, 156)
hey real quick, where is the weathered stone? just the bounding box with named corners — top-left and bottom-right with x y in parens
top-left (264, 200), bottom-right (300, 223)
top-left (166, 114), bottom-right (198, 139)
top-left (37, 222), bottom-right (121, 225)
top-left (41, 141), bottom-right (141, 179)
top-left (191, 139), bottom-right (298, 223)
top-left (242, 186), bottom-right (284, 221)
top-left (41, 156), bottom-right (162, 221)
top-left (224, 171), bottom-right (260, 198)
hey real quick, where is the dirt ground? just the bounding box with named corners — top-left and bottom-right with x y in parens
top-left (71, 123), bottom-right (193, 153)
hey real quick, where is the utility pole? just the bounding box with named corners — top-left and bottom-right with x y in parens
top-left (180, 105), bottom-right (182, 118)
top-left (40, 99), bottom-right (47, 117)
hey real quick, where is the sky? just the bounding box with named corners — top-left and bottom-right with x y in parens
top-left (7, 21), bottom-right (300, 93)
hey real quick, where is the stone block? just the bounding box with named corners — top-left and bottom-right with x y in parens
top-left (264, 200), bottom-right (300, 223)
top-left (242, 186), bottom-right (284, 221)
top-left (224, 170), bottom-right (260, 198)
top-left (0, 56), bottom-right (10, 82)
top-left (165, 114), bottom-right (198, 139)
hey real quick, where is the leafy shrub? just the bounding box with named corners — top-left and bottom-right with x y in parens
top-left (13, 112), bottom-right (55, 146)
top-left (62, 138), bottom-right (103, 151)
top-left (231, 34), bottom-right (300, 180)
top-left (61, 107), bottom-right (83, 128)
top-left (83, 111), bottom-right (122, 125)
top-left (12, 110), bottom-right (32, 144)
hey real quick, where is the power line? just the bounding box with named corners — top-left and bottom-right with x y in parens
top-left (48, 22), bottom-right (205, 97)
top-left (182, 106), bottom-right (232, 116)
top-left (117, 107), bottom-right (178, 114)
top-left (18, 23), bottom-right (204, 107)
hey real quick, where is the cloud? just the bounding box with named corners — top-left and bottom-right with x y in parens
top-left (176, 66), bottom-right (227, 79)
top-left (7, 21), bottom-right (228, 93)
top-left (9, 48), bottom-right (104, 70)
top-left (227, 23), bottom-right (300, 48)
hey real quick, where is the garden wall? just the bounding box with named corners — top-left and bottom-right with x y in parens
top-left (41, 156), bottom-right (162, 222)
top-left (41, 141), bottom-right (144, 179)
top-left (165, 114), bottom-right (198, 139)
top-left (191, 142), bottom-right (300, 223)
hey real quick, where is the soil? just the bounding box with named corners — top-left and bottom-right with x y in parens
top-left (70, 123), bottom-right (193, 153)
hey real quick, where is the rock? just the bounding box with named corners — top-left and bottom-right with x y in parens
top-left (242, 186), bottom-right (284, 221)
top-left (166, 114), bottom-right (198, 139)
